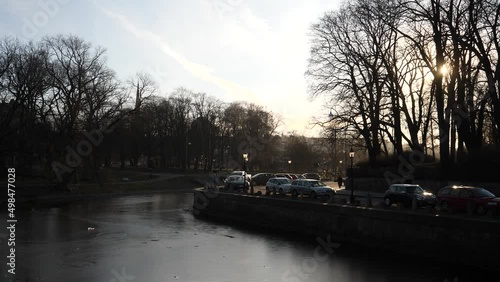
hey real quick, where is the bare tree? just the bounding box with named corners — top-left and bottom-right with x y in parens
top-left (307, 1), bottom-right (391, 167)
top-left (459, 0), bottom-right (500, 147)
top-left (41, 35), bottom-right (132, 183)
top-left (43, 35), bottom-right (108, 138)
top-left (0, 37), bottom-right (16, 86)
top-left (0, 40), bottom-right (54, 171)
top-left (190, 92), bottom-right (222, 170)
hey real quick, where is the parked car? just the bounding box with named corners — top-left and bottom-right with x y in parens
top-left (437, 185), bottom-right (500, 215)
top-left (302, 173), bottom-right (321, 180)
top-left (265, 177), bottom-right (292, 195)
top-left (384, 184), bottom-right (436, 208)
top-left (290, 179), bottom-right (335, 199)
top-left (223, 175), bottom-right (250, 192)
top-left (275, 173), bottom-right (292, 179)
top-left (288, 174), bottom-right (299, 180)
top-left (251, 173), bottom-right (275, 186)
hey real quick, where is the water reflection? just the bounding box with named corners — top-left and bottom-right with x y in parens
top-left (0, 192), bottom-right (491, 282)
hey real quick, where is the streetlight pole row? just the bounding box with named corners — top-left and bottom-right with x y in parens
top-left (349, 147), bottom-right (355, 204)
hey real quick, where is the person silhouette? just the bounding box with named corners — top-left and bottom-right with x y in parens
top-left (337, 175), bottom-right (343, 188)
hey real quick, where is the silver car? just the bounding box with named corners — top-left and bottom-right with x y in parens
top-left (265, 177), bottom-right (292, 195)
top-left (290, 179), bottom-right (335, 199)
top-left (223, 175), bottom-right (250, 191)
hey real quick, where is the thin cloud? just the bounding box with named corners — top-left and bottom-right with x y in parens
top-left (102, 8), bottom-right (258, 101)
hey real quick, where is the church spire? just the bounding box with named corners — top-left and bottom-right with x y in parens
top-left (135, 81), bottom-right (141, 110)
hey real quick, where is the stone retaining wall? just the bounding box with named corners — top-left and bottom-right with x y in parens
top-left (193, 189), bottom-right (500, 269)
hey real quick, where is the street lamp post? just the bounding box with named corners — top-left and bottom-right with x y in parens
top-left (243, 153), bottom-right (249, 193)
top-left (288, 160), bottom-right (292, 173)
top-left (328, 111), bottom-right (347, 181)
top-left (349, 147), bottom-right (355, 204)
top-left (225, 146), bottom-right (230, 169)
top-left (328, 110), bottom-right (340, 179)
top-left (185, 138), bottom-right (191, 172)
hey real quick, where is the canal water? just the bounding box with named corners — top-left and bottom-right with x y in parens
top-left (0, 192), bottom-right (490, 281)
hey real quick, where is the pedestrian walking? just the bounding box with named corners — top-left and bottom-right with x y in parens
top-left (337, 175), bottom-right (343, 188)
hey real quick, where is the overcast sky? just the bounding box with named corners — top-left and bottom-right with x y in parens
top-left (1, 0), bottom-right (341, 136)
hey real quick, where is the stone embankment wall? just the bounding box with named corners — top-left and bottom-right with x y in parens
top-left (193, 189), bottom-right (500, 269)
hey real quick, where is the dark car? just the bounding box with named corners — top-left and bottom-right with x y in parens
top-left (251, 173), bottom-right (275, 186)
top-left (223, 175), bottom-right (250, 192)
top-left (437, 185), bottom-right (500, 215)
top-left (302, 173), bottom-right (321, 180)
top-left (384, 184), bottom-right (436, 208)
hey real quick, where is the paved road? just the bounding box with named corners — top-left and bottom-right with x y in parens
top-left (251, 182), bottom-right (385, 204)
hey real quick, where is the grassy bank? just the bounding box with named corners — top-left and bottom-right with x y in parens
top-left (1, 170), bottom-right (209, 208)
top-left (69, 174), bottom-right (205, 194)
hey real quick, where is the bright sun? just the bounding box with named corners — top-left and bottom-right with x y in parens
top-left (440, 65), bottom-right (448, 76)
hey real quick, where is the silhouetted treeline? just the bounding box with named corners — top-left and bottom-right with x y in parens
top-left (0, 35), bottom-right (281, 187)
top-left (308, 0), bottom-right (500, 169)
top-left (124, 89), bottom-right (281, 173)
